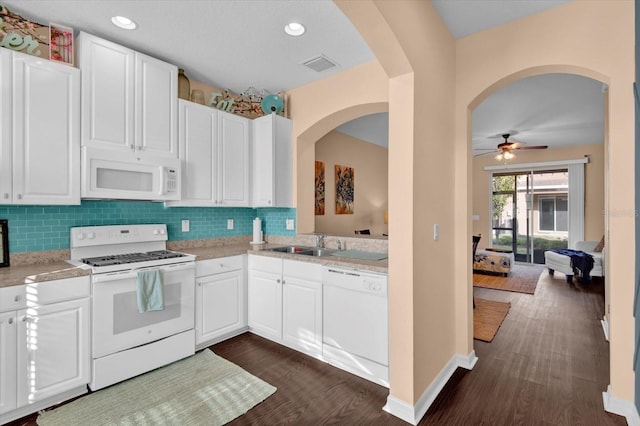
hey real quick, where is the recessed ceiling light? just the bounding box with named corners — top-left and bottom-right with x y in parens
top-left (111, 16), bottom-right (137, 30)
top-left (284, 22), bottom-right (305, 37)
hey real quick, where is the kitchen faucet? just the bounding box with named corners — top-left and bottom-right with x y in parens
top-left (316, 234), bottom-right (326, 248)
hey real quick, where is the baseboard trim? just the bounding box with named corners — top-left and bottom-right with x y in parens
top-left (602, 385), bottom-right (640, 425)
top-left (383, 350), bottom-right (478, 425)
top-left (600, 317), bottom-right (609, 341)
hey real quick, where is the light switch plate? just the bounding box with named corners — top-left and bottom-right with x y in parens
top-left (227, 219), bottom-right (234, 230)
top-left (433, 223), bottom-right (439, 241)
top-left (181, 220), bottom-right (189, 232)
top-left (286, 219), bottom-right (294, 230)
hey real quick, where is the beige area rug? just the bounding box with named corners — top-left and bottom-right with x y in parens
top-left (473, 298), bottom-right (511, 342)
top-left (37, 349), bottom-right (276, 426)
top-left (473, 264), bottom-right (544, 294)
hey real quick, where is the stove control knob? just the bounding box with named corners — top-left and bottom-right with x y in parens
top-left (160, 228), bottom-right (166, 235)
top-left (77, 233), bottom-right (85, 240)
top-left (87, 232), bottom-right (95, 240)
top-left (153, 229), bottom-right (159, 235)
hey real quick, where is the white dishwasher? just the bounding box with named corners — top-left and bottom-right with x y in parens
top-left (322, 266), bottom-right (389, 387)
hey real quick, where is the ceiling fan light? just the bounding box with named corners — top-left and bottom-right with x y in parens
top-left (504, 151), bottom-right (514, 160)
top-left (495, 153), bottom-right (503, 161)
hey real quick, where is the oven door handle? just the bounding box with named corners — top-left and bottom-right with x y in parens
top-left (92, 262), bottom-right (195, 283)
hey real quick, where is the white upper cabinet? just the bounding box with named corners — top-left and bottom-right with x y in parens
top-left (78, 32), bottom-right (178, 159)
top-left (251, 113), bottom-right (293, 207)
top-left (135, 52), bottom-right (178, 157)
top-left (217, 110), bottom-right (250, 206)
top-left (0, 48), bottom-right (80, 205)
top-left (168, 101), bottom-right (249, 207)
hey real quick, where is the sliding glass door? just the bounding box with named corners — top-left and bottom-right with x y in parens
top-left (491, 169), bottom-right (569, 264)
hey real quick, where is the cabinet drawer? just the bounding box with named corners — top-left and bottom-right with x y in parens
top-left (0, 286), bottom-right (27, 312)
top-left (197, 255), bottom-right (244, 277)
top-left (248, 254), bottom-right (282, 275)
top-left (284, 259), bottom-right (322, 281)
top-left (0, 276), bottom-right (90, 312)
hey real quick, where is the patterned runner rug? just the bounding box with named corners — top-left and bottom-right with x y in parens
top-left (37, 349), bottom-right (276, 426)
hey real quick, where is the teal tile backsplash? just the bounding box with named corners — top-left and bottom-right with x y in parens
top-left (0, 201), bottom-right (296, 253)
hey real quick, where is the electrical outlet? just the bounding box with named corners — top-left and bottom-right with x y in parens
top-left (181, 220), bottom-right (189, 232)
top-left (227, 219), bottom-right (234, 230)
top-left (286, 218), bottom-right (294, 230)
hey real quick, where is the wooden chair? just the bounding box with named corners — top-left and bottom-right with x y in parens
top-left (354, 229), bottom-right (371, 235)
top-left (472, 234), bottom-right (482, 309)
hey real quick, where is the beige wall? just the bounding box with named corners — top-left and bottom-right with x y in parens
top-left (473, 143), bottom-right (605, 242)
top-left (315, 130), bottom-right (388, 236)
top-left (289, 0), bottom-right (634, 416)
top-left (455, 0), bottom-right (634, 403)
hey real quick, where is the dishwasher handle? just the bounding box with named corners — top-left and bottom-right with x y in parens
top-left (325, 268), bottom-right (360, 277)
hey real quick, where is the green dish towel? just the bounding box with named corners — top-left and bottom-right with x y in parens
top-left (137, 269), bottom-right (164, 312)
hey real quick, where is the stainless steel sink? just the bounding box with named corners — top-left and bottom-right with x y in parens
top-left (268, 245), bottom-right (314, 254)
top-left (298, 248), bottom-right (337, 257)
top-left (267, 246), bottom-right (337, 257)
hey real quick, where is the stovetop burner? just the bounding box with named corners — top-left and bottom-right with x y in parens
top-left (81, 250), bottom-right (186, 267)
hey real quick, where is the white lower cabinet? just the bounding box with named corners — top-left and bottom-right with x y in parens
top-left (247, 256), bottom-right (283, 342)
top-left (282, 261), bottom-right (322, 357)
top-left (195, 255), bottom-right (247, 349)
top-left (0, 277), bottom-right (90, 424)
top-left (248, 255), bottom-right (322, 358)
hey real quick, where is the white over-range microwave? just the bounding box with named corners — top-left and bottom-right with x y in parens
top-left (81, 146), bottom-right (181, 201)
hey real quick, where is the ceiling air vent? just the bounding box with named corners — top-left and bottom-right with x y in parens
top-left (302, 55), bottom-right (338, 72)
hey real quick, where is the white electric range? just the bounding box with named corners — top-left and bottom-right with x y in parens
top-left (69, 224), bottom-right (196, 390)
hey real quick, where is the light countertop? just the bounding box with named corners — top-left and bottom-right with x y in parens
top-left (0, 242), bottom-right (388, 289)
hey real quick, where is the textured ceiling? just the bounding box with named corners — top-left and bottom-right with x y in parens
top-left (2, 0), bottom-right (600, 154)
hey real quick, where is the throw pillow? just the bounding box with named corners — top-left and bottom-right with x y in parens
top-left (593, 235), bottom-right (605, 252)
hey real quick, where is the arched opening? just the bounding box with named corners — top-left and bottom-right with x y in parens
top-left (465, 64), bottom-right (611, 398)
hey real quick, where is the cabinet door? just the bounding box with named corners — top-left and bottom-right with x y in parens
top-left (0, 312), bottom-right (17, 415)
top-left (178, 100), bottom-right (217, 204)
top-left (135, 52), bottom-right (178, 158)
top-left (16, 298), bottom-right (90, 406)
top-left (196, 269), bottom-right (245, 345)
top-left (79, 33), bottom-right (135, 151)
top-left (12, 51), bottom-right (80, 205)
top-left (251, 115), bottom-right (274, 206)
top-left (0, 49), bottom-right (11, 203)
top-left (282, 276), bottom-right (322, 356)
top-left (217, 111), bottom-right (249, 206)
top-left (251, 114), bottom-right (293, 208)
top-left (247, 270), bottom-right (282, 342)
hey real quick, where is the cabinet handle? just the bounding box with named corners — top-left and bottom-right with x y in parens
top-left (268, 200), bottom-right (272, 204)
top-left (3, 193), bottom-right (8, 199)
top-left (7, 317), bottom-right (13, 325)
top-left (282, 279), bottom-right (285, 285)
top-left (17, 194), bottom-right (22, 200)
top-left (277, 279), bottom-right (281, 284)
top-left (21, 316), bottom-right (27, 322)
top-left (198, 282), bottom-right (201, 287)
top-left (219, 264), bottom-right (224, 268)
top-left (130, 144), bottom-right (135, 150)
top-left (14, 295), bottom-right (19, 302)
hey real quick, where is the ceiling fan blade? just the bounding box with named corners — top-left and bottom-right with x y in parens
top-left (513, 145), bottom-right (548, 150)
top-left (473, 151), bottom-right (499, 157)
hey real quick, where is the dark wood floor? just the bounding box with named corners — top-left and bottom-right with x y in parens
top-left (8, 266), bottom-right (624, 425)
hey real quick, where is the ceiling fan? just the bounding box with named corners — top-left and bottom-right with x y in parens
top-left (477, 133), bottom-right (548, 161)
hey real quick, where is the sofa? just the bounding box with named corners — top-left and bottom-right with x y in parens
top-left (473, 249), bottom-right (514, 276)
top-left (544, 240), bottom-right (605, 282)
